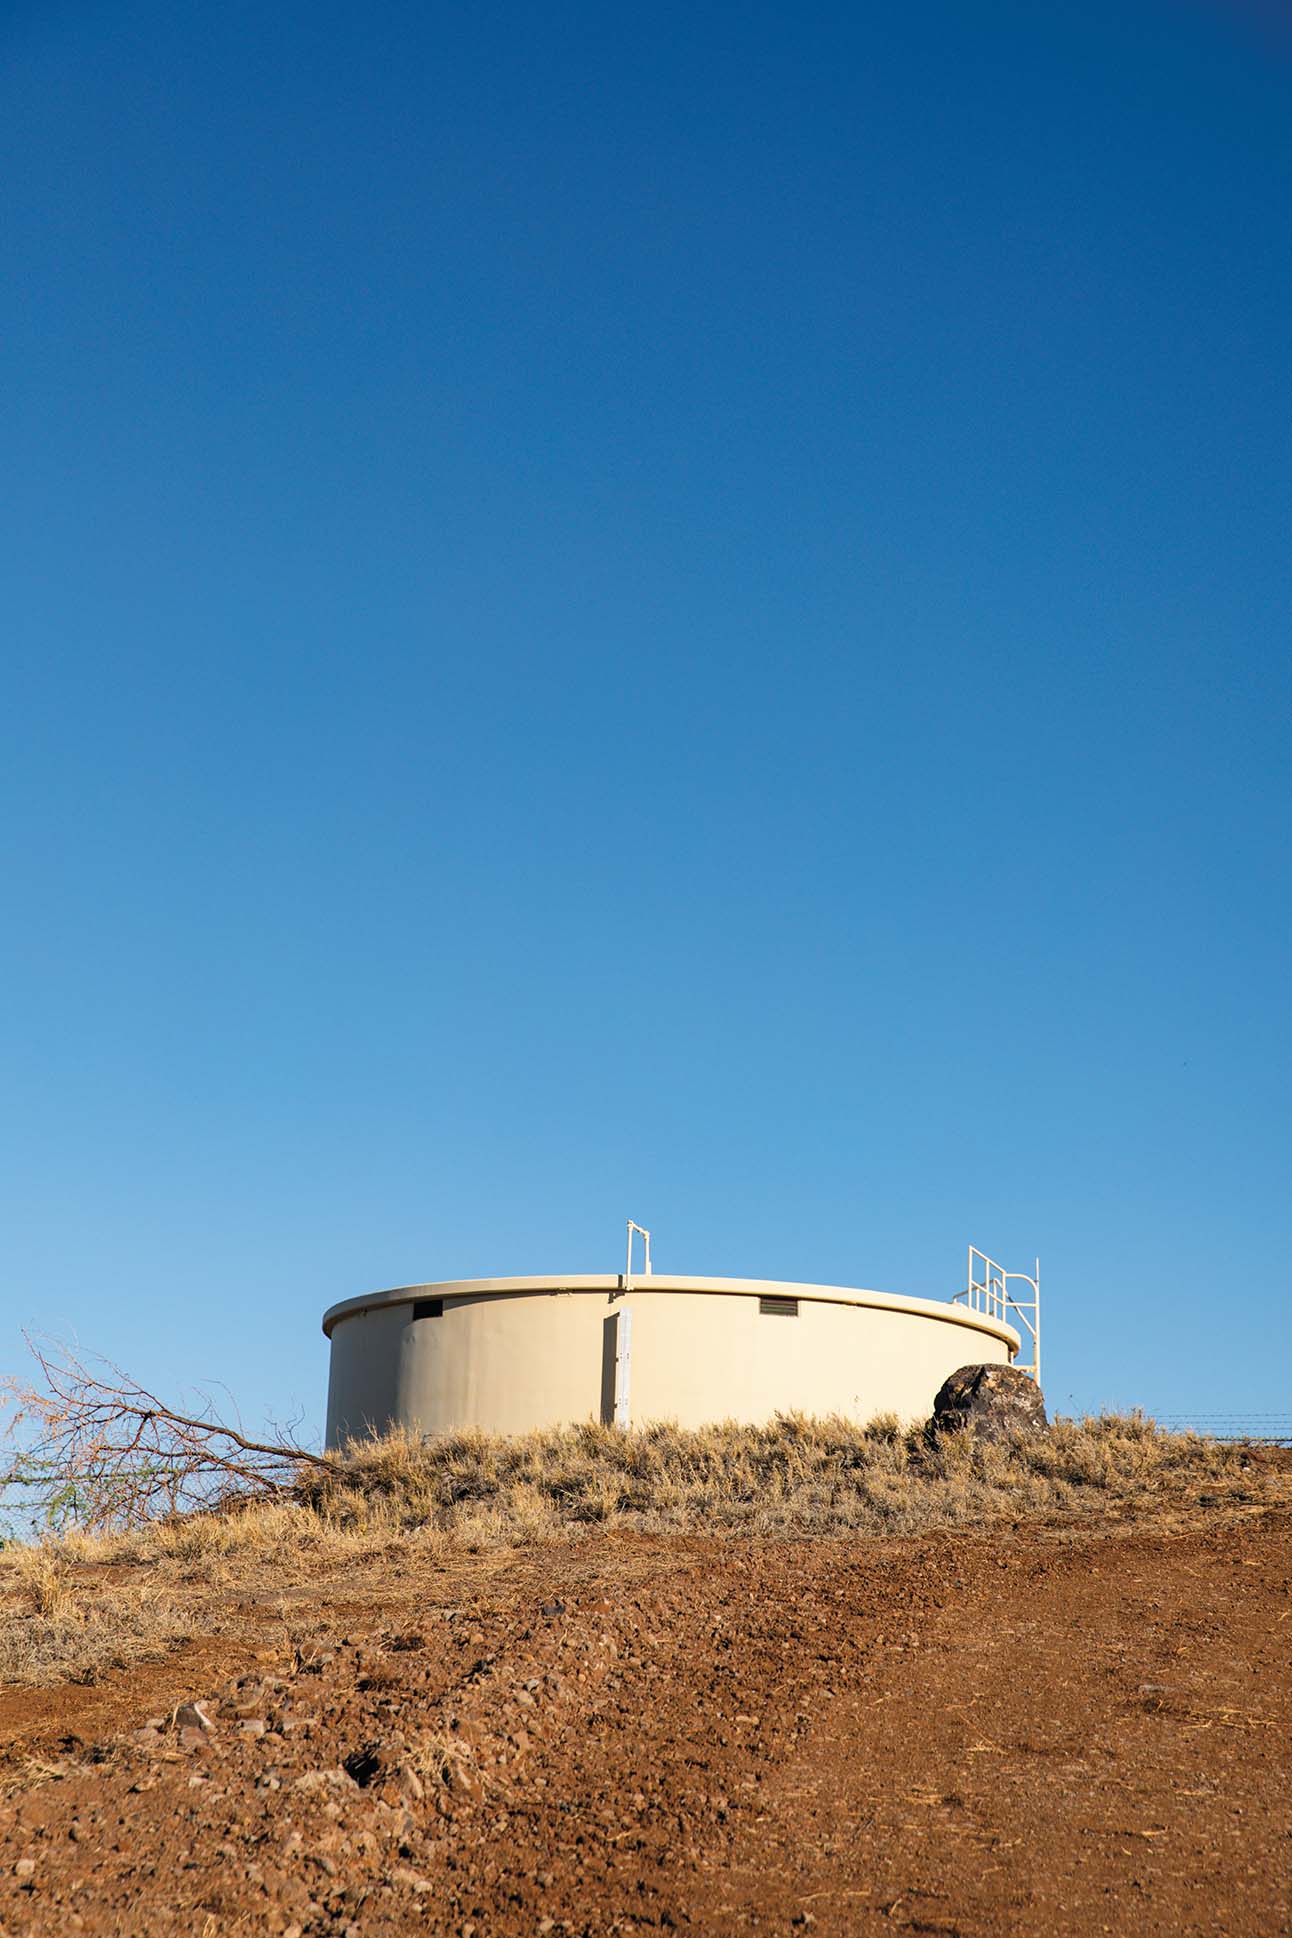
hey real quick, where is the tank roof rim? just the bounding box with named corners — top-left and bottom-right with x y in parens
top-left (319, 1274), bottom-right (1020, 1351)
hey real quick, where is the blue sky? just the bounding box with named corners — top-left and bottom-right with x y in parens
top-left (2, 0), bottom-right (1288, 1441)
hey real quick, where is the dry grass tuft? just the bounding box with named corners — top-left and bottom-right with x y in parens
top-left (10, 1548), bottom-right (75, 1621)
top-left (0, 1550), bottom-right (195, 1688)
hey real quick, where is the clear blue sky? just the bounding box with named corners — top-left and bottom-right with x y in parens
top-left (3, 0), bottom-right (1289, 1442)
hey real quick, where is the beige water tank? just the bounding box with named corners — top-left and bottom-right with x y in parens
top-left (321, 1274), bottom-right (1018, 1447)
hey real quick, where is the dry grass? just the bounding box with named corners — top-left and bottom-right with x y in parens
top-left (0, 1414), bottom-right (1284, 1690)
top-left (298, 1412), bottom-right (1285, 1545)
top-left (0, 1505), bottom-right (440, 1690)
top-left (0, 1544), bottom-right (196, 1688)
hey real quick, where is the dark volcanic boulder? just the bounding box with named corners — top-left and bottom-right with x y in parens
top-left (930, 1363), bottom-right (1048, 1443)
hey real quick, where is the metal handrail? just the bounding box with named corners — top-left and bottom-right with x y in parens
top-left (953, 1245), bottom-right (1041, 1383)
top-left (624, 1220), bottom-right (652, 1291)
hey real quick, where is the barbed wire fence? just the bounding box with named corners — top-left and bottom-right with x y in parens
top-left (1151, 1415), bottom-right (1292, 1446)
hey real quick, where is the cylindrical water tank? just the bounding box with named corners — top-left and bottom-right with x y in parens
top-left (321, 1274), bottom-right (1018, 1447)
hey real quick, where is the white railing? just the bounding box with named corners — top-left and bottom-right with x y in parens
top-left (616, 1219), bottom-right (651, 1431)
top-left (954, 1246), bottom-right (1041, 1383)
top-left (624, 1220), bottom-right (652, 1289)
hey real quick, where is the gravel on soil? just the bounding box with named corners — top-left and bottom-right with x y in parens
top-left (0, 1510), bottom-right (1288, 1937)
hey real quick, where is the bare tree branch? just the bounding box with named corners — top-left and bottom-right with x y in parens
top-left (1, 1335), bottom-right (341, 1532)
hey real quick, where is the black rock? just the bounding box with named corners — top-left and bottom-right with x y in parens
top-left (343, 1743), bottom-right (385, 1788)
top-left (929, 1363), bottom-right (1048, 1443)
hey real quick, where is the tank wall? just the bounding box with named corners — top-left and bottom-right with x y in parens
top-left (627, 1292), bottom-right (1007, 1430)
top-left (324, 1289), bottom-right (1011, 1446)
top-left (324, 1302), bottom-right (411, 1447)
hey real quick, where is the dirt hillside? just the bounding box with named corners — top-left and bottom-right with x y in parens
top-left (0, 1504), bottom-right (1288, 1936)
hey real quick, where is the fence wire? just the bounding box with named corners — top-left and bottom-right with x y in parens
top-left (1153, 1415), bottom-right (1292, 1446)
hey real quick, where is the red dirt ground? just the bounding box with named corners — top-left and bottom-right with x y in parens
top-left (0, 1507), bottom-right (1288, 1936)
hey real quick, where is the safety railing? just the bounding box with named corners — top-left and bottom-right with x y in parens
top-left (624, 1220), bottom-right (652, 1290)
top-left (954, 1246), bottom-right (1041, 1383)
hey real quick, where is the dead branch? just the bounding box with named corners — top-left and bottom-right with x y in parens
top-left (1, 1335), bottom-right (341, 1533)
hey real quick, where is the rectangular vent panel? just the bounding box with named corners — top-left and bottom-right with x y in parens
top-left (413, 1298), bottom-right (444, 1320)
top-left (758, 1295), bottom-right (799, 1317)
